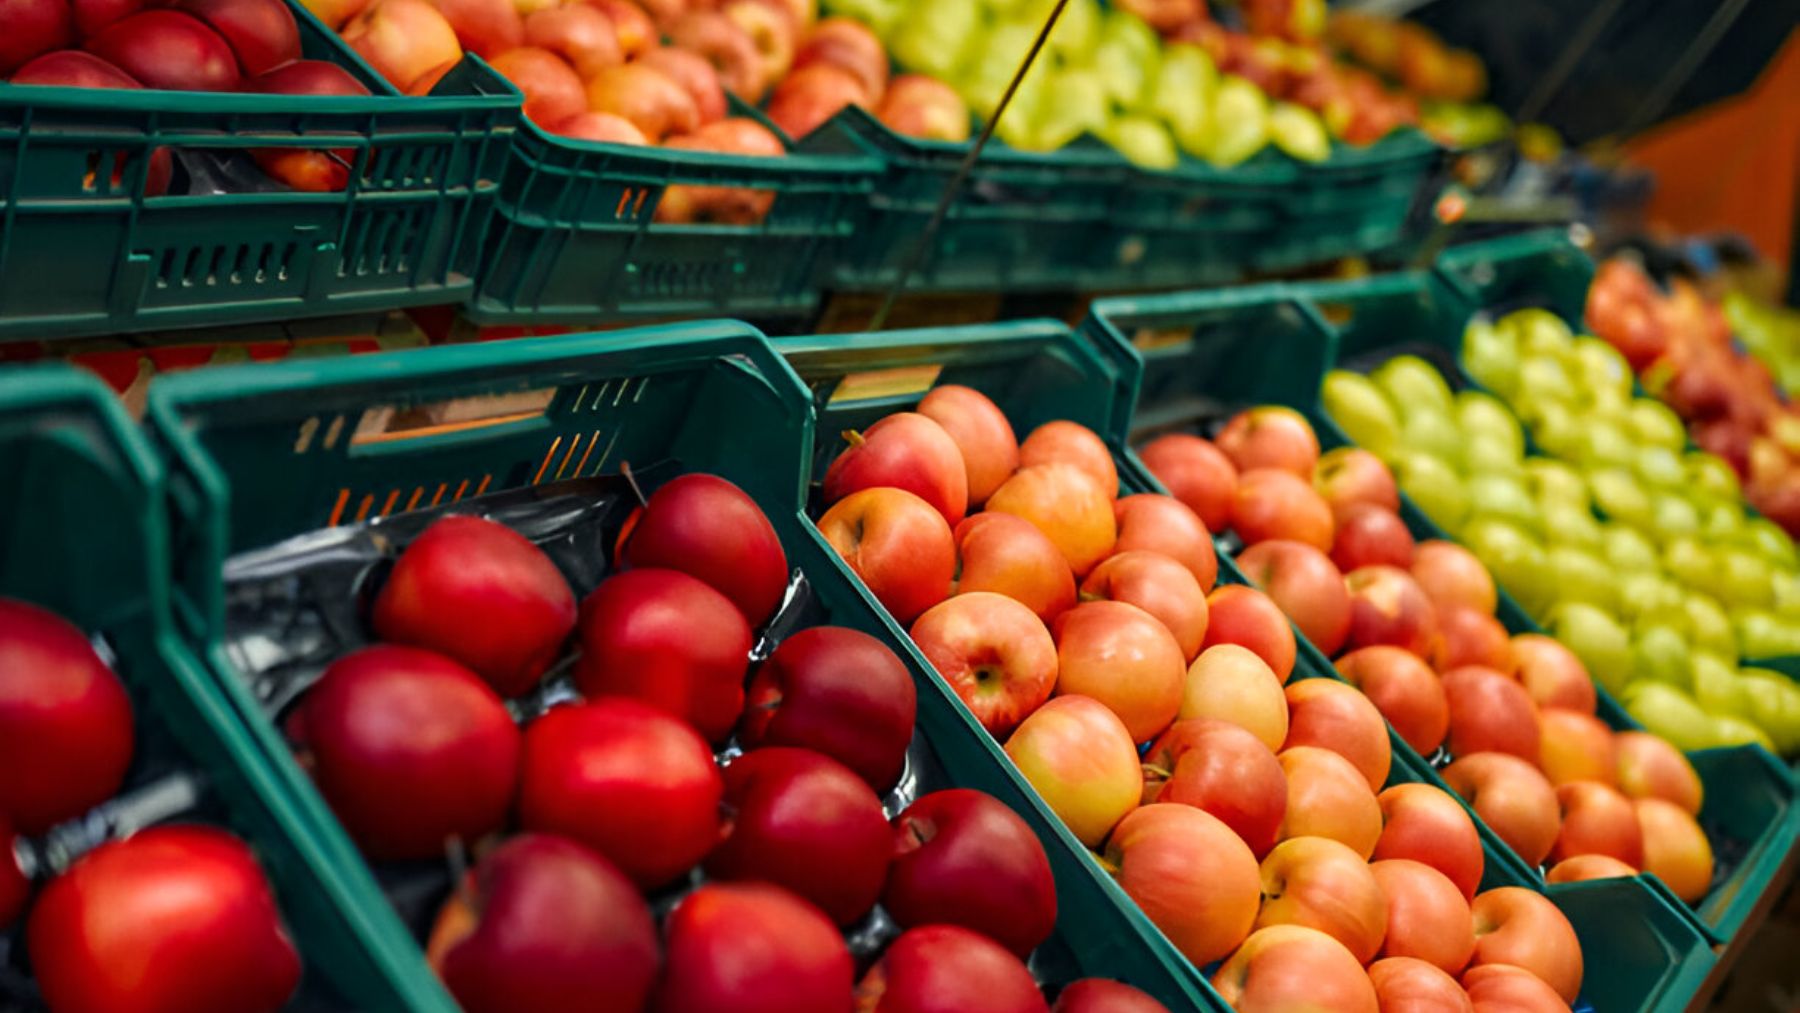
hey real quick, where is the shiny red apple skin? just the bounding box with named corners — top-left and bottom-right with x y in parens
top-left (1442, 665), bottom-right (1542, 762)
top-left (1114, 493), bottom-right (1219, 592)
top-left (1374, 783), bottom-right (1485, 901)
top-left (738, 626), bottom-right (915, 791)
top-left (1342, 564), bottom-right (1439, 658)
top-left (653, 883), bottom-right (853, 1013)
top-left (1144, 717), bottom-right (1287, 857)
top-left (518, 698), bottom-right (722, 890)
top-left (856, 924), bottom-right (1049, 1013)
top-left (706, 747), bottom-right (890, 926)
top-left (431, 834), bottom-right (658, 1013)
top-left (1335, 646), bottom-right (1448, 756)
top-left (0, 598), bottom-right (135, 835)
top-left (373, 514), bottom-right (577, 698)
top-left (624, 472), bottom-right (789, 624)
top-left (297, 645), bottom-right (520, 861)
top-left (1052, 979), bottom-right (1171, 1013)
top-left (178, 0), bottom-right (299, 75)
top-left (911, 591), bottom-right (1057, 738)
top-left (11, 48), bottom-right (137, 87)
top-left (1371, 858), bottom-right (1475, 974)
top-left (0, 0), bottom-right (74, 77)
top-left (1236, 538), bottom-right (1352, 656)
top-left (1201, 583), bottom-right (1297, 683)
top-left (1231, 468), bottom-right (1335, 551)
top-left (1080, 550), bottom-right (1209, 661)
top-left (1330, 503), bottom-right (1415, 572)
top-left (1216, 406), bottom-right (1320, 476)
top-left (916, 384), bottom-right (1019, 506)
top-left (84, 10), bottom-right (241, 91)
top-left (883, 788), bottom-right (1058, 957)
top-left (574, 568), bottom-right (751, 742)
top-left (1368, 957), bottom-right (1474, 1013)
top-left (27, 826), bottom-right (301, 1013)
top-left (243, 59), bottom-right (370, 192)
top-left (820, 486), bottom-right (956, 625)
top-left (1139, 433), bottom-right (1237, 532)
top-left (954, 512), bottom-right (1077, 625)
top-left (824, 411), bottom-right (969, 528)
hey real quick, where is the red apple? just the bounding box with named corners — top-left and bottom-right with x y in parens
top-left (1019, 420), bottom-right (1117, 499)
top-left (987, 463), bottom-right (1118, 576)
top-left (553, 110), bottom-right (648, 142)
top-left (1368, 957), bottom-right (1475, 1013)
top-left (1441, 753), bottom-right (1559, 867)
top-left (1442, 665), bottom-right (1541, 762)
top-left (585, 61), bottom-right (701, 141)
top-left (1614, 731), bottom-right (1703, 815)
top-left (1211, 925), bottom-right (1379, 1013)
top-left (875, 73), bottom-right (970, 141)
top-left (820, 487), bottom-right (955, 625)
top-left (722, 0), bottom-right (795, 97)
top-left (1052, 979), bottom-right (1170, 1013)
top-left (1537, 708), bottom-right (1616, 787)
top-left (1113, 493), bottom-right (1218, 591)
top-left (591, 0), bottom-right (654, 57)
top-left (244, 60), bottom-right (371, 192)
top-left (1435, 606), bottom-right (1513, 674)
top-left (297, 645), bottom-right (519, 861)
top-left (1335, 646), bottom-right (1447, 756)
top-left (707, 747), bottom-right (890, 925)
top-left (1468, 887), bottom-right (1583, 1003)
top-left (1202, 584), bottom-right (1296, 682)
top-left (623, 472), bottom-right (789, 624)
top-left (490, 46), bottom-right (588, 128)
top-left (1374, 783), bottom-right (1485, 900)
top-left (0, 598), bottom-right (134, 835)
top-left (636, 45), bottom-right (726, 124)
top-left (1411, 540), bottom-right (1497, 616)
top-left (1331, 503), bottom-right (1415, 574)
top-left (912, 591), bottom-right (1056, 737)
top-left (1232, 468), bottom-right (1335, 551)
top-left (653, 883), bottom-right (853, 1013)
top-left (916, 384), bottom-right (1018, 507)
top-left (792, 14), bottom-right (886, 104)
top-left (1343, 565), bottom-right (1439, 658)
top-left (518, 698), bottom-right (721, 889)
top-left (1053, 600), bottom-right (1184, 742)
top-left (339, 0), bottom-right (459, 93)
top-left (1140, 433), bottom-right (1237, 532)
top-left (84, 9), bottom-right (240, 90)
top-left (27, 827), bottom-right (300, 1013)
top-left (766, 61), bottom-right (865, 138)
top-left (884, 788), bottom-right (1057, 957)
top-left (1510, 634), bottom-right (1596, 715)
top-left (427, 834), bottom-right (657, 1013)
top-left (1371, 859), bottom-right (1474, 974)
top-left (1277, 746), bottom-right (1381, 858)
top-left (655, 116), bottom-right (786, 224)
top-left (524, 3), bottom-right (620, 77)
top-left (11, 48), bottom-right (137, 86)
top-left (824, 411), bottom-right (968, 528)
top-left (1180, 643), bottom-right (1288, 751)
top-left (1634, 797), bottom-right (1714, 903)
top-left (1462, 964), bottom-right (1567, 1013)
top-left (0, 0), bottom-right (73, 77)
top-left (855, 925), bottom-right (1048, 1013)
top-left (1314, 447), bottom-right (1399, 519)
top-left (1283, 677), bottom-right (1391, 790)
top-left (574, 568), bottom-right (750, 742)
top-left (1217, 406), bottom-right (1320, 476)
top-left (667, 9), bottom-right (761, 99)
top-left (1144, 717), bottom-right (1287, 856)
top-left (178, 0), bottom-right (298, 76)
top-left (1550, 781), bottom-right (1643, 868)
top-left (1081, 550), bottom-right (1209, 661)
top-left (1545, 854), bottom-right (1638, 884)
top-left (954, 512), bottom-right (1076, 625)
top-left (1006, 695), bottom-right (1142, 846)
top-left (1236, 539), bottom-right (1352, 655)
top-left (373, 514), bottom-right (576, 698)
top-left (1256, 835), bottom-right (1388, 963)
top-left (430, 0), bottom-right (522, 57)
top-left (1106, 803), bottom-right (1262, 965)
top-left (739, 626), bottom-right (915, 791)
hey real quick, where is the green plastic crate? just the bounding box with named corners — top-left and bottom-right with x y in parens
top-left (0, 3), bottom-right (519, 342)
top-left (460, 98), bottom-right (880, 325)
top-left (143, 322), bottom-right (1220, 1012)
top-left (1084, 276), bottom-right (1800, 947)
top-left (0, 364), bottom-right (457, 1011)
top-left (774, 320), bottom-right (1709, 1011)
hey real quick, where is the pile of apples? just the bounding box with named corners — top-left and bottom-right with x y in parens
top-left (1137, 409), bottom-right (1722, 905)
top-left (1, 0), bottom-right (373, 193)
top-left (0, 598), bottom-right (305, 1012)
top-left (286, 472), bottom-right (1164, 1012)
top-left (811, 388), bottom-right (1597, 1010)
top-left (1322, 315), bottom-right (1800, 758)
top-left (1589, 257), bottom-right (1800, 542)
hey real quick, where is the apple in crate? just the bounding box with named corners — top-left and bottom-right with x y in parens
top-left (1201, 584), bottom-right (1296, 682)
top-left (637, 46), bottom-right (727, 125)
top-left (916, 384), bottom-right (1018, 507)
top-left (179, 0), bottom-right (299, 76)
top-left (245, 60), bottom-right (373, 193)
top-left (654, 118), bottom-right (786, 224)
top-left (1144, 718), bottom-right (1287, 857)
top-left (623, 472), bottom-right (790, 625)
top-left (1374, 783), bottom-right (1485, 900)
top-left (824, 412), bottom-right (969, 529)
top-left (987, 463), bottom-right (1117, 577)
top-left (339, 0), bottom-right (459, 94)
top-left (1335, 646), bottom-right (1447, 756)
top-left (490, 46), bottom-right (587, 128)
top-left (1442, 752), bottom-right (1559, 868)
top-left (591, 0), bottom-right (653, 58)
top-left (1211, 925), bottom-right (1378, 1013)
top-left (1236, 538), bottom-right (1351, 656)
top-left (1283, 677), bottom-right (1391, 791)
top-left (1278, 746), bottom-right (1380, 858)
top-left (1106, 804), bottom-right (1261, 966)
top-left (1018, 421), bottom-right (1117, 499)
top-left (667, 10), bottom-right (761, 99)
top-left (823, 487), bottom-right (956, 625)
top-left (1052, 600), bottom-right (1184, 743)
top-left (1468, 887), bottom-right (1584, 1003)
top-left (856, 925), bottom-right (1048, 1013)
top-left (553, 110), bottom-right (647, 144)
top-left (1370, 859), bottom-right (1475, 974)
top-left (792, 16), bottom-right (887, 105)
top-left (1113, 494), bottom-right (1218, 591)
top-left (431, 0), bottom-right (521, 58)
top-left (738, 626), bottom-right (915, 792)
top-left (523, 3), bottom-right (618, 78)
top-left (883, 788), bottom-right (1057, 957)
top-left (1257, 836), bottom-right (1389, 963)
top-left (1232, 469), bottom-right (1334, 551)
top-left (954, 513), bottom-right (1076, 626)
top-left (1053, 979), bottom-right (1171, 1013)
top-left (654, 883), bottom-right (853, 1013)
top-left (1080, 550), bottom-right (1209, 661)
top-left (1138, 433), bottom-right (1237, 533)
top-left (766, 63), bottom-right (865, 139)
top-left (1368, 958), bottom-right (1473, 1013)
top-left (912, 592), bottom-right (1055, 738)
top-left (1006, 695), bottom-right (1141, 847)
top-left (0, 0), bottom-right (74, 77)
top-left (84, 10), bottom-right (241, 91)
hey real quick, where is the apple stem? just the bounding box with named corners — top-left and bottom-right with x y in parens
top-left (620, 460), bottom-right (648, 507)
top-left (841, 429), bottom-right (865, 449)
top-left (1140, 763), bottom-right (1171, 780)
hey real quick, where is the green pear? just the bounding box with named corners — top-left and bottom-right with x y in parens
top-left (1393, 451), bottom-right (1469, 534)
top-left (1467, 473), bottom-right (1542, 536)
top-left (1101, 114), bottom-right (1177, 169)
top-left (960, 19), bottom-right (1040, 122)
top-left (890, 0), bottom-right (984, 81)
top-left (1525, 398), bottom-right (1584, 460)
top-left (1548, 601), bottom-right (1633, 696)
top-left (1199, 75), bottom-right (1269, 167)
top-left (1697, 500), bottom-right (1744, 542)
top-left (823, 0), bottom-right (904, 35)
top-left (1545, 545), bottom-right (1616, 612)
top-left (1501, 309), bottom-right (1574, 358)
top-left (1321, 370), bottom-right (1401, 458)
top-left (1633, 445), bottom-right (1685, 490)
top-left (1269, 102), bottom-right (1330, 163)
top-left (1649, 496), bottom-right (1701, 543)
top-left (1738, 516), bottom-right (1799, 570)
top-left (1683, 591), bottom-right (1738, 659)
top-left (1622, 681), bottom-right (1716, 751)
top-left (1588, 468), bottom-right (1654, 530)
top-left (1542, 502), bottom-right (1605, 551)
top-left (1737, 670), bottom-right (1800, 755)
top-left (1044, 0), bottom-right (1099, 62)
top-left (1034, 68), bottom-right (1110, 151)
top-left (1773, 572), bottom-right (1800, 619)
top-left (1734, 609), bottom-right (1800, 658)
top-left (1464, 435), bottom-right (1525, 478)
top-left (1684, 451), bottom-right (1742, 503)
top-left (1093, 10), bottom-right (1159, 108)
top-left (1462, 320), bottom-right (1522, 398)
top-left (1568, 337), bottom-right (1632, 396)
top-left (1630, 623), bottom-right (1693, 688)
top-left (1689, 650), bottom-right (1748, 716)
top-left (1619, 572), bottom-right (1687, 624)
top-left (1716, 548), bottom-right (1775, 609)
top-left (1525, 458), bottom-right (1589, 510)
top-left (1574, 419), bottom-right (1636, 471)
top-left (1462, 517), bottom-right (1550, 616)
top-left (1373, 355), bottom-right (1455, 418)
top-left (1150, 44), bottom-right (1217, 154)
top-left (1455, 390), bottom-right (1524, 456)
top-left (1515, 355), bottom-right (1578, 406)
top-left (1400, 410), bottom-right (1463, 471)
top-left (1709, 714), bottom-right (1775, 752)
top-left (1628, 399), bottom-right (1687, 451)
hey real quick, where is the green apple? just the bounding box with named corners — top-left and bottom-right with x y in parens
top-left (1717, 548), bottom-right (1775, 609)
top-left (1633, 445), bottom-right (1685, 490)
top-left (1501, 309), bottom-right (1574, 358)
top-left (1547, 601), bottom-right (1632, 695)
top-left (1543, 501), bottom-right (1605, 550)
top-left (1622, 681), bottom-right (1717, 751)
top-left (1525, 458), bottom-right (1589, 510)
top-left (1588, 467), bottom-right (1654, 530)
top-left (1199, 75), bottom-right (1269, 167)
top-left (1603, 525), bottom-right (1662, 574)
top-left (1400, 409), bottom-right (1463, 471)
top-left (1619, 571), bottom-right (1687, 623)
top-left (891, 0), bottom-right (984, 81)
top-left (1684, 451), bottom-right (1742, 503)
top-left (1392, 451), bottom-right (1469, 533)
top-left (1709, 714), bottom-right (1775, 752)
top-left (1035, 68), bottom-right (1110, 151)
top-left (1102, 115), bottom-right (1178, 169)
top-left (1466, 473), bottom-right (1541, 534)
top-left (1462, 320), bottom-right (1521, 397)
top-left (961, 19), bottom-right (1040, 123)
top-left (1462, 517), bottom-right (1550, 616)
top-left (1151, 43), bottom-right (1217, 154)
top-left (1373, 355), bottom-right (1455, 419)
top-left (1269, 102), bottom-right (1330, 163)
top-left (1545, 545), bottom-right (1616, 612)
top-left (1648, 496), bottom-right (1701, 543)
top-left (1737, 670), bottom-right (1800, 755)
top-left (1516, 355), bottom-right (1578, 407)
top-left (1568, 337), bottom-right (1633, 396)
top-left (1464, 435), bottom-right (1525, 477)
top-left (1456, 390), bottom-right (1524, 456)
top-left (1629, 399), bottom-right (1687, 451)
top-left (1683, 591), bottom-right (1739, 659)
top-left (1574, 419), bottom-right (1636, 471)
top-left (1689, 650), bottom-right (1747, 715)
top-left (1738, 516), bottom-right (1799, 570)
top-left (1630, 623), bottom-right (1693, 688)
top-left (1734, 609), bottom-right (1800, 658)
top-left (1321, 370), bottom-right (1401, 459)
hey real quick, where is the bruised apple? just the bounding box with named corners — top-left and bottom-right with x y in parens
top-left (1052, 600), bottom-right (1185, 742)
top-left (987, 463), bottom-right (1117, 576)
top-left (912, 592), bottom-right (1056, 738)
top-left (1081, 550), bottom-right (1209, 660)
top-left (1374, 783), bottom-right (1485, 900)
top-left (1113, 494), bottom-right (1218, 591)
top-left (953, 512), bottom-right (1076, 625)
top-left (916, 384), bottom-right (1019, 506)
top-left (1019, 420), bottom-right (1118, 499)
top-left (655, 883), bottom-right (853, 1013)
top-left (1277, 746), bottom-right (1381, 858)
top-left (823, 487), bottom-right (955, 625)
top-left (883, 789), bottom-right (1057, 957)
top-left (636, 46), bottom-right (727, 124)
top-left (738, 626), bottom-right (915, 791)
top-left (373, 514), bottom-right (576, 698)
top-left (1236, 539), bottom-right (1351, 655)
top-left (1143, 718), bottom-right (1287, 857)
top-left (1138, 433), bottom-right (1236, 532)
top-left (1282, 677), bottom-right (1391, 790)
top-left (1202, 584), bottom-right (1296, 682)
top-left (1006, 695), bottom-right (1141, 846)
top-left (1335, 646), bottom-right (1447, 756)
top-left (1106, 804), bottom-right (1261, 966)
top-left (85, 10), bottom-right (241, 91)
top-left (623, 472), bottom-right (789, 625)
top-left (823, 411), bottom-right (968, 528)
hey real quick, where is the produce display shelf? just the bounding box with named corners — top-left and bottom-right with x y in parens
top-left (1082, 274), bottom-right (1800, 948)
top-left (142, 321), bottom-right (1222, 1012)
top-left (0, 365), bottom-right (452, 1011)
top-left (0, 1), bottom-right (520, 343)
top-left (773, 320), bottom-right (1711, 1012)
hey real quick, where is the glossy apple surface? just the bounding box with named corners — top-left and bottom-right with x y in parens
top-left (1634, 797), bottom-right (1714, 903)
top-left (1080, 550), bottom-right (1209, 660)
top-left (1139, 433), bottom-right (1237, 532)
top-left (1202, 584), bottom-right (1296, 682)
top-left (820, 487), bottom-right (956, 624)
top-left (1019, 420), bottom-right (1117, 499)
top-left (1179, 643), bottom-right (1288, 750)
top-left (1144, 717), bottom-right (1287, 857)
top-left (1282, 677), bottom-right (1391, 790)
top-left (586, 62), bottom-right (701, 140)
top-left (1368, 957), bottom-right (1474, 1013)
top-left (1545, 854), bottom-right (1638, 884)
top-left (1052, 979), bottom-right (1171, 1013)
top-left (1211, 925), bottom-right (1378, 1013)
top-left (1277, 745), bottom-right (1381, 858)
top-left (0, 0), bottom-right (74, 76)
top-left (1411, 540), bottom-right (1497, 616)
top-left (825, 412), bottom-right (969, 528)
top-left (1371, 858), bottom-right (1474, 973)
top-left (179, 0), bottom-right (299, 76)
top-left (1005, 695), bottom-right (1141, 846)
top-left (738, 626), bottom-right (915, 791)
top-left (1613, 731), bottom-right (1703, 815)
top-left (1550, 781), bottom-right (1644, 868)
top-left (1343, 564), bottom-right (1439, 658)
top-left (624, 472), bottom-right (789, 624)
top-left (1216, 406), bottom-right (1320, 476)
top-left (1442, 665), bottom-right (1541, 763)
top-left (954, 512), bottom-right (1076, 625)
top-left (912, 591), bottom-right (1056, 738)
top-left (1106, 804), bottom-right (1261, 966)
top-left (1315, 447), bottom-right (1399, 519)
top-left (883, 788), bottom-right (1057, 957)
top-left (1374, 783), bottom-right (1485, 900)
top-left (1331, 504), bottom-right (1415, 572)
top-left (339, 0), bottom-right (458, 93)
top-left (1236, 539), bottom-right (1351, 655)
top-left (1232, 468), bottom-right (1335, 551)
top-left (1114, 494), bottom-right (1219, 591)
top-left (1053, 599), bottom-right (1185, 742)
top-left (855, 925), bottom-right (1048, 1013)
top-left (1255, 836), bottom-right (1388, 963)
top-left (84, 10), bottom-right (241, 91)
top-left (1468, 887), bottom-right (1583, 1003)
top-left (987, 463), bottom-right (1118, 576)
top-left (1442, 752), bottom-right (1559, 868)
top-left (1435, 606), bottom-right (1513, 674)
top-left (1537, 708), bottom-right (1616, 787)
top-left (1462, 964), bottom-right (1568, 1013)
top-left (1510, 634), bottom-right (1596, 714)
top-left (653, 883), bottom-right (853, 1013)
top-left (1335, 646), bottom-right (1447, 756)
top-left (916, 384), bottom-right (1018, 506)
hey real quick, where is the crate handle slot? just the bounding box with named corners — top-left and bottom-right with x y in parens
top-left (348, 388), bottom-right (556, 448)
top-left (826, 364), bottom-right (944, 404)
